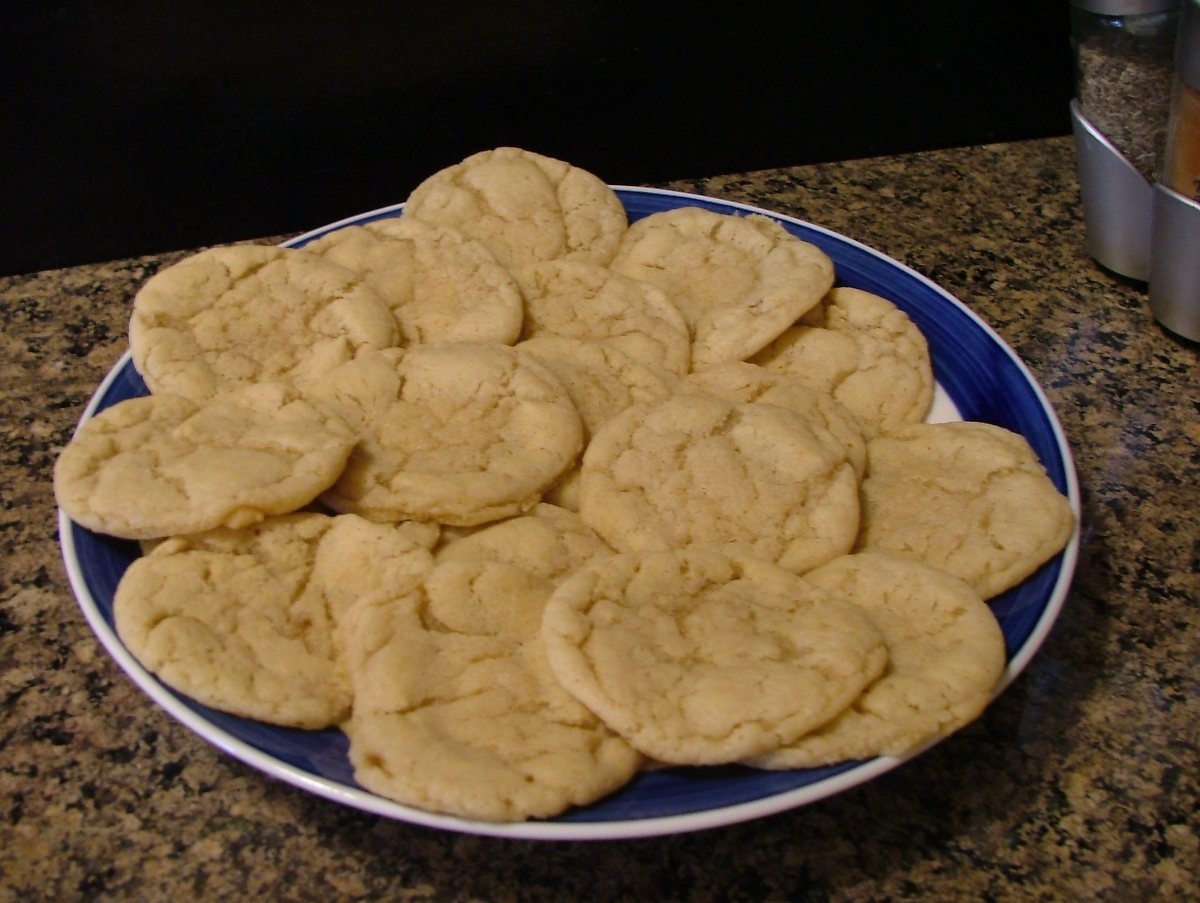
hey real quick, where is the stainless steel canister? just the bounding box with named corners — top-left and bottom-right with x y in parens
top-left (1070, 0), bottom-right (1179, 280)
top-left (1149, 0), bottom-right (1200, 341)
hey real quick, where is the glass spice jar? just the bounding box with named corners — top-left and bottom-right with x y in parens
top-left (1070, 0), bottom-right (1180, 182)
top-left (1162, 0), bottom-right (1200, 200)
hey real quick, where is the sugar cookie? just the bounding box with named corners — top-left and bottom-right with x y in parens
top-left (610, 207), bottom-right (834, 369)
top-left (434, 503), bottom-right (613, 583)
top-left (748, 551), bottom-right (1006, 768)
top-left (540, 549), bottom-right (888, 764)
top-left (515, 259), bottom-right (691, 376)
top-left (304, 218), bottom-right (523, 345)
top-left (681, 361), bottom-right (867, 477)
top-left (114, 513), bottom-right (435, 729)
top-left (129, 245), bottom-right (399, 401)
top-left (751, 287), bottom-right (934, 436)
top-left (857, 421), bottom-right (1075, 598)
top-left (54, 382), bottom-right (355, 539)
top-left (578, 392), bottom-right (860, 574)
top-left (312, 343), bottom-right (584, 526)
top-left (403, 147), bottom-right (627, 270)
top-left (340, 560), bottom-right (642, 822)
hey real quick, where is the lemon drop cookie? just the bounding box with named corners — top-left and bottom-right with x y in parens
top-left (54, 382), bottom-right (355, 539)
top-left (751, 286), bottom-right (934, 437)
top-left (610, 206), bottom-right (834, 369)
top-left (540, 548), bottom-right (888, 765)
top-left (515, 259), bottom-right (691, 376)
top-left (402, 147), bottom-right (628, 270)
top-left (311, 343), bottom-right (584, 526)
top-left (339, 560), bottom-right (643, 822)
top-left (114, 512), bottom-right (435, 730)
top-left (681, 361), bottom-right (868, 478)
top-left (434, 503), bottom-right (613, 584)
top-left (578, 392), bottom-right (860, 574)
top-left (857, 421), bottom-right (1076, 599)
top-left (129, 245), bottom-right (399, 401)
top-left (304, 218), bottom-right (524, 345)
top-left (748, 551), bottom-right (1006, 769)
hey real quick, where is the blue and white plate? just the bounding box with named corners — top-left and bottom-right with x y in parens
top-left (59, 188), bottom-right (1080, 840)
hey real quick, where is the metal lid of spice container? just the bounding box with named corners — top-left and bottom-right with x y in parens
top-left (1069, 1), bottom-right (1178, 14)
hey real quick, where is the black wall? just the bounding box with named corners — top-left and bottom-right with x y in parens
top-left (2, 2), bottom-right (1074, 276)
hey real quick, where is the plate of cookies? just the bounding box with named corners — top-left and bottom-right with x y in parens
top-left (57, 148), bottom-right (1080, 840)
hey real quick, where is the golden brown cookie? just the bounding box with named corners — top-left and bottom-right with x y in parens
top-left (54, 383), bottom-right (355, 539)
top-left (680, 360), bottom-right (867, 478)
top-left (751, 287), bottom-right (934, 436)
top-left (747, 551), bottom-right (1006, 768)
top-left (856, 421), bottom-right (1076, 598)
top-left (311, 343), bottom-right (584, 526)
top-left (577, 392), bottom-right (860, 574)
top-left (540, 548), bottom-right (888, 764)
top-left (339, 560), bottom-right (643, 822)
top-left (114, 513), bottom-right (435, 729)
top-left (129, 245), bottom-right (399, 401)
top-left (610, 207), bottom-right (834, 369)
top-left (402, 147), bottom-right (628, 270)
top-left (515, 259), bottom-right (691, 377)
top-left (304, 218), bottom-right (524, 345)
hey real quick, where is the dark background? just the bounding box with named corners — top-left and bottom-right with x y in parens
top-left (2, 2), bottom-right (1075, 276)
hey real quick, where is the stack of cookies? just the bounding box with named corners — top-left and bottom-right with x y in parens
top-left (54, 147), bottom-right (1075, 823)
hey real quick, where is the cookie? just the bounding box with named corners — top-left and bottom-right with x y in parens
top-left (751, 286), bottom-right (934, 436)
top-left (680, 360), bottom-right (868, 478)
top-left (515, 259), bottom-right (691, 377)
top-left (402, 147), bottom-right (628, 270)
top-left (54, 382), bottom-right (356, 539)
top-left (129, 245), bottom-right (399, 401)
top-left (303, 218), bottom-right (524, 345)
top-left (610, 207), bottom-right (834, 369)
top-left (747, 551), bottom-right (1006, 768)
top-left (856, 421), bottom-right (1076, 598)
top-left (540, 548), bottom-right (888, 764)
top-left (339, 560), bottom-right (643, 822)
top-left (113, 512), bottom-right (435, 729)
top-left (578, 392), bottom-right (860, 574)
top-left (514, 335), bottom-right (674, 439)
top-left (434, 503), bottom-right (613, 583)
top-left (311, 343), bottom-right (584, 526)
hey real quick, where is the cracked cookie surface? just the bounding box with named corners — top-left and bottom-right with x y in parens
top-left (340, 559), bottom-right (642, 822)
top-left (54, 382), bottom-right (356, 539)
top-left (540, 548), bottom-right (888, 764)
top-left (113, 513), bottom-right (435, 729)
top-left (856, 421), bottom-right (1075, 599)
top-left (129, 245), bottom-right (399, 401)
top-left (751, 287), bottom-right (934, 437)
top-left (304, 218), bottom-right (524, 345)
top-left (402, 147), bottom-right (627, 270)
top-left (515, 259), bottom-right (691, 376)
top-left (748, 551), bottom-right (1006, 768)
top-left (610, 207), bottom-right (834, 369)
top-left (578, 392), bottom-right (860, 573)
top-left (681, 360), bottom-right (868, 478)
top-left (311, 343), bottom-right (584, 526)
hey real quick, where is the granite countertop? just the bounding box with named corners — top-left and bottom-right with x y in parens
top-left (2, 136), bottom-right (1197, 900)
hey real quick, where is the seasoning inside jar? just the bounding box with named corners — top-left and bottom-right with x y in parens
top-left (1071, 0), bottom-right (1180, 182)
top-left (1162, 0), bottom-right (1200, 201)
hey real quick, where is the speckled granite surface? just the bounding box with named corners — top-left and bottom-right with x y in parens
top-left (2, 136), bottom-right (1197, 900)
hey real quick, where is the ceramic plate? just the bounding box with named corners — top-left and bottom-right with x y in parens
top-left (60, 187), bottom-right (1080, 840)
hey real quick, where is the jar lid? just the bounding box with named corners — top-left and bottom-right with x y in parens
top-left (1070, 0), bottom-right (1178, 14)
